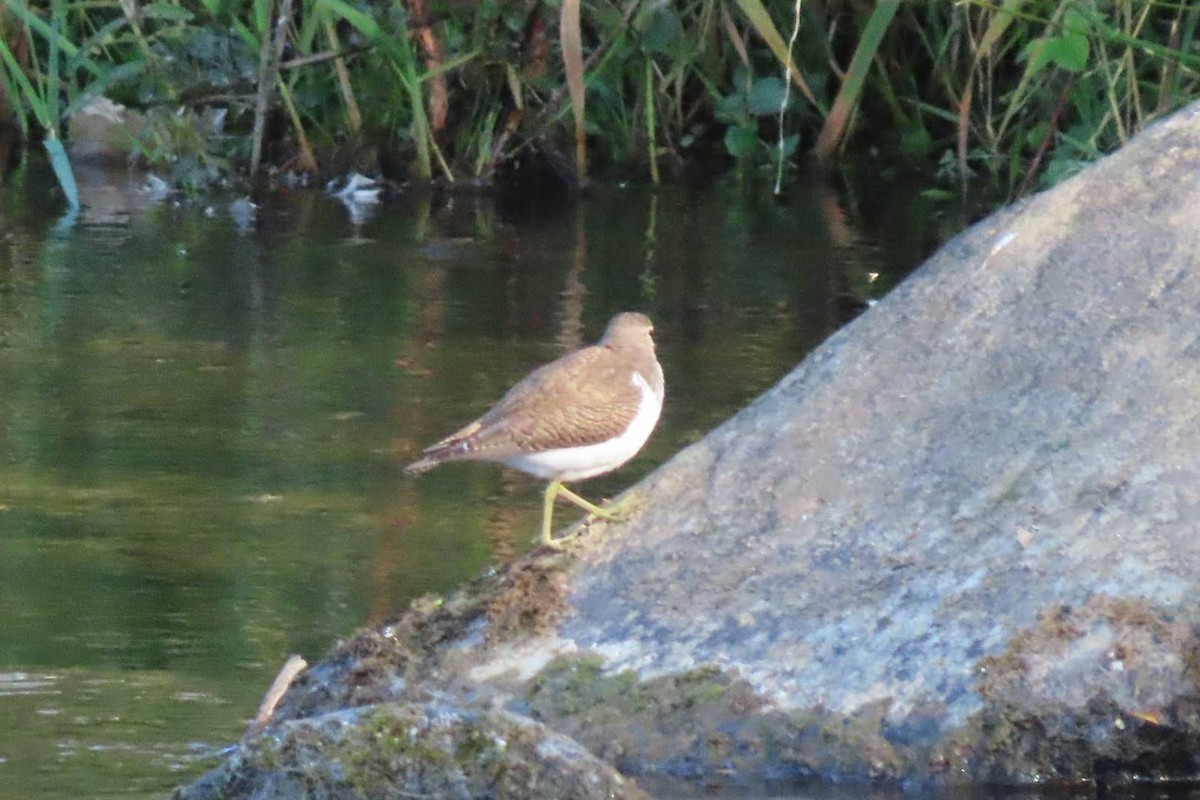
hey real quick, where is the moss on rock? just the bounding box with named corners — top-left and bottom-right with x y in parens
top-left (176, 701), bottom-right (650, 800)
top-left (933, 594), bottom-right (1200, 784)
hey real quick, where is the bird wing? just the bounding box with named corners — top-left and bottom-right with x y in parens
top-left (424, 344), bottom-right (645, 464)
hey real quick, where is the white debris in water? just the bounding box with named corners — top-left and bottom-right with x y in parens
top-left (328, 173), bottom-right (382, 205)
top-left (142, 174), bottom-right (171, 201)
top-left (229, 197), bottom-right (258, 231)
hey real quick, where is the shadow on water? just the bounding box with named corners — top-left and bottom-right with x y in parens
top-left (0, 163), bottom-right (1122, 800)
top-left (0, 124), bottom-right (19, 185)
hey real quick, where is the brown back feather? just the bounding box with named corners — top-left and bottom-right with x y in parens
top-left (411, 344), bottom-right (644, 468)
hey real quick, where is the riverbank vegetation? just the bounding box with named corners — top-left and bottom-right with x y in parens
top-left (1, 0), bottom-right (1198, 200)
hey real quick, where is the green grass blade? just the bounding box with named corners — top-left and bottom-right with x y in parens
top-left (0, 0), bottom-right (93, 66)
top-left (43, 136), bottom-right (79, 209)
top-left (1087, 14), bottom-right (1200, 69)
top-left (71, 15), bottom-right (133, 72)
top-left (48, 0), bottom-right (63, 127)
top-left (0, 36), bottom-right (50, 128)
top-left (417, 50), bottom-right (478, 82)
top-left (231, 18), bottom-right (257, 48)
top-left (252, 0), bottom-right (272, 37)
top-left (813, 0), bottom-right (901, 160)
top-left (61, 60), bottom-right (146, 119)
top-left (317, 0), bottom-right (382, 40)
top-left (0, 39), bottom-right (26, 132)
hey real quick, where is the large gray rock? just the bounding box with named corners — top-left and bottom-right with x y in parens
top-left (178, 101), bottom-right (1200, 799)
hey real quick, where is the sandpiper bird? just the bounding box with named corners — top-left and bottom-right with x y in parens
top-left (405, 312), bottom-right (664, 547)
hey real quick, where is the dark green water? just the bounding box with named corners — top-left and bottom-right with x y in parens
top-left (0, 165), bottom-right (995, 799)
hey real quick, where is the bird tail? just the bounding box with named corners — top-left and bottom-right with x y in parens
top-left (403, 455), bottom-right (441, 475)
top-left (406, 418), bottom-right (483, 476)
top-left (404, 440), bottom-right (471, 475)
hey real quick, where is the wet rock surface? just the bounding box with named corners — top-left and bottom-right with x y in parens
top-left (177, 101), bottom-right (1200, 799)
top-left (176, 698), bottom-right (650, 800)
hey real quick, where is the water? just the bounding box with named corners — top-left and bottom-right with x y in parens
top-left (0, 162), bottom-right (1055, 799)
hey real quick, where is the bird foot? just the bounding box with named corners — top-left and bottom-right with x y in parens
top-left (590, 493), bottom-right (641, 522)
top-left (537, 484), bottom-right (644, 549)
top-left (539, 528), bottom-right (578, 550)
top-left (538, 502), bottom-right (641, 549)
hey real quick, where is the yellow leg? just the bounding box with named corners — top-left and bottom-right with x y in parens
top-left (540, 480), bottom-right (561, 547)
top-left (556, 484), bottom-right (621, 519)
top-left (539, 480), bottom-right (639, 548)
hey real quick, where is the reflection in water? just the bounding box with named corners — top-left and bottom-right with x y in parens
top-left (0, 123), bottom-right (19, 184)
top-left (557, 204), bottom-right (590, 353)
top-left (0, 169), bottom-right (975, 799)
top-left (483, 471), bottom-right (526, 564)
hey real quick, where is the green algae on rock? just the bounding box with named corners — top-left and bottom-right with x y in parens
top-left (175, 701), bottom-right (650, 800)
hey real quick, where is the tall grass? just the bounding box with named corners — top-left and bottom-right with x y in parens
top-left (0, 0), bottom-right (1196, 197)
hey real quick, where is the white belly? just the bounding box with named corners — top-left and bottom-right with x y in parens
top-left (500, 371), bottom-right (663, 482)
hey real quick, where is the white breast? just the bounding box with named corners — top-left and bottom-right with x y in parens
top-left (500, 371), bottom-right (663, 482)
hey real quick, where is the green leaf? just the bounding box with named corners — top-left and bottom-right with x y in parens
top-left (1062, 7), bottom-right (1094, 36)
top-left (1022, 37), bottom-right (1047, 70)
top-left (714, 92), bottom-right (744, 125)
top-left (746, 76), bottom-right (787, 117)
top-left (1027, 32), bottom-right (1089, 73)
top-left (502, 6), bottom-right (527, 34)
top-left (733, 0), bottom-right (823, 113)
top-left (899, 125), bottom-right (932, 156)
top-left (1024, 120), bottom-right (1049, 148)
top-left (589, 3), bottom-right (623, 31)
top-left (1052, 32), bottom-right (1089, 71)
top-left (724, 123), bottom-right (759, 159)
top-left (1041, 151), bottom-right (1087, 186)
top-left (637, 6), bottom-right (680, 54)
